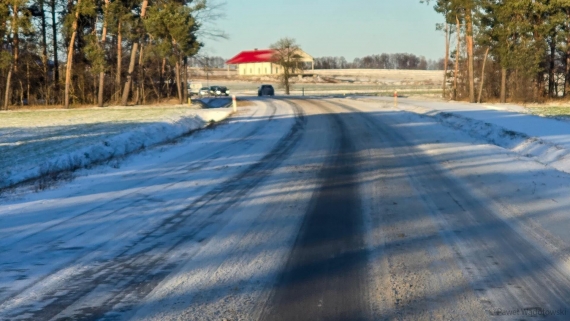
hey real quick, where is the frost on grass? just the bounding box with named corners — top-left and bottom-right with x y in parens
top-left (0, 107), bottom-right (231, 190)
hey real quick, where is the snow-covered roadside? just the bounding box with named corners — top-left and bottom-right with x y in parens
top-left (339, 98), bottom-right (570, 317)
top-left (0, 99), bottom-right (314, 320)
top-left (0, 108), bottom-right (232, 190)
top-left (357, 97), bottom-right (570, 175)
top-left (345, 96), bottom-right (570, 256)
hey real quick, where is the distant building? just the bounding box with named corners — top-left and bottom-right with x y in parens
top-left (226, 48), bottom-right (314, 76)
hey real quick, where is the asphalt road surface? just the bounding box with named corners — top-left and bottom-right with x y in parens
top-left (2, 97), bottom-right (570, 320)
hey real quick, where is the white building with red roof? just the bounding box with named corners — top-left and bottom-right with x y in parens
top-left (226, 48), bottom-right (314, 76)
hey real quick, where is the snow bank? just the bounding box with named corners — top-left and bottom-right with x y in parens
top-left (0, 109), bottom-right (231, 190)
top-left (197, 98), bottom-right (232, 108)
top-left (395, 103), bottom-right (570, 174)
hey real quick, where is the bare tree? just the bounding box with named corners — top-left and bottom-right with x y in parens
top-left (193, 0), bottom-right (228, 41)
top-left (196, 55), bottom-right (214, 87)
top-left (270, 37), bottom-right (303, 95)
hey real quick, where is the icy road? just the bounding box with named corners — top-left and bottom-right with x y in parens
top-left (2, 98), bottom-right (570, 320)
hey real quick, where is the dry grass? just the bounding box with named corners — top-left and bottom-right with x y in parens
top-left (0, 106), bottom-right (201, 128)
top-left (1, 104), bottom-right (220, 191)
top-left (526, 106), bottom-right (570, 118)
top-left (2, 99), bottom-right (191, 111)
top-left (237, 100), bottom-right (256, 107)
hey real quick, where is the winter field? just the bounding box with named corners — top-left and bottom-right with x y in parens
top-left (2, 96), bottom-right (570, 319)
top-left (191, 79), bottom-right (443, 96)
top-left (189, 69), bottom-right (444, 96)
top-left (0, 105), bottom-right (231, 190)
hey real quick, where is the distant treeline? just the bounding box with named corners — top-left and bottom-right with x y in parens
top-left (187, 56), bottom-right (228, 69)
top-left (187, 54), bottom-right (445, 71)
top-left (313, 54), bottom-right (445, 70)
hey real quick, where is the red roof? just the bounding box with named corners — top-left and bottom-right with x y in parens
top-left (226, 49), bottom-right (276, 64)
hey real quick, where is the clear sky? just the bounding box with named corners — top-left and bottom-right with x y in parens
top-left (202, 0), bottom-right (445, 61)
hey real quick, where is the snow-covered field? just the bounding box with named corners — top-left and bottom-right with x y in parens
top-left (0, 106), bottom-right (231, 190)
top-left (191, 79), bottom-right (442, 96)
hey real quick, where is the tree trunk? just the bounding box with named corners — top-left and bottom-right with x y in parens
top-left (138, 42), bottom-right (144, 104)
top-left (8, 1), bottom-right (20, 107)
top-left (133, 86), bottom-right (139, 104)
top-left (64, 0), bottom-right (81, 108)
top-left (465, 7), bottom-right (475, 103)
top-left (26, 60), bottom-right (30, 104)
top-left (536, 73), bottom-right (545, 102)
top-left (50, 0), bottom-right (60, 92)
top-left (121, 42), bottom-right (139, 106)
top-left (533, 21), bottom-right (544, 102)
top-left (160, 57), bottom-right (166, 101)
top-left (566, 52), bottom-right (570, 97)
top-left (500, 68), bottom-right (507, 103)
top-left (175, 58), bottom-right (183, 104)
top-left (3, 65), bottom-right (12, 109)
top-left (514, 69), bottom-right (519, 100)
top-left (12, 3), bottom-right (19, 74)
top-left (98, 73), bottom-right (106, 106)
top-left (566, 18), bottom-right (570, 97)
top-left (454, 15), bottom-right (460, 100)
top-left (40, 0), bottom-right (49, 100)
top-left (166, 64), bottom-right (171, 100)
top-left (19, 80), bottom-right (24, 106)
top-left (98, 0), bottom-right (110, 107)
top-left (121, 0), bottom-right (148, 105)
top-left (284, 68), bottom-right (290, 95)
top-left (183, 57), bottom-right (188, 103)
top-left (549, 38), bottom-right (556, 98)
top-left (443, 23), bottom-right (450, 99)
top-left (115, 21), bottom-right (122, 101)
top-left (478, 47), bottom-right (490, 103)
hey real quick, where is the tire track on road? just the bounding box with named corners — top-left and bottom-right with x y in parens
top-left (261, 98), bottom-right (370, 320)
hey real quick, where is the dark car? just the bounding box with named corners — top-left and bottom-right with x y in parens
top-left (209, 86), bottom-right (229, 97)
top-left (258, 85), bottom-right (275, 96)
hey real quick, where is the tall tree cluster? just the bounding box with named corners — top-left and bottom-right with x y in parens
top-left (0, 0), bottom-right (211, 109)
top-left (425, 0), bottom-right (570, 102)
top-left (314, 54), bottom-right (443, 70)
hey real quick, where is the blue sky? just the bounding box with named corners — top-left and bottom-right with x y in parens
top-left (202, 0), bottom-right (445, 61)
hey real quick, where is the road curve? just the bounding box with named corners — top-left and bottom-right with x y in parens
top-left (1, 97), bottom-right (570, 320)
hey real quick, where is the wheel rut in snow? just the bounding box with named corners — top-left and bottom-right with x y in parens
top-left (1, 100), bottom-right (302, 321)
top-left (261, 99), bottom-right (370, 320)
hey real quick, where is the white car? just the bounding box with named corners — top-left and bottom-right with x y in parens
top-left (198, 87), bottom-right (211, 97)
